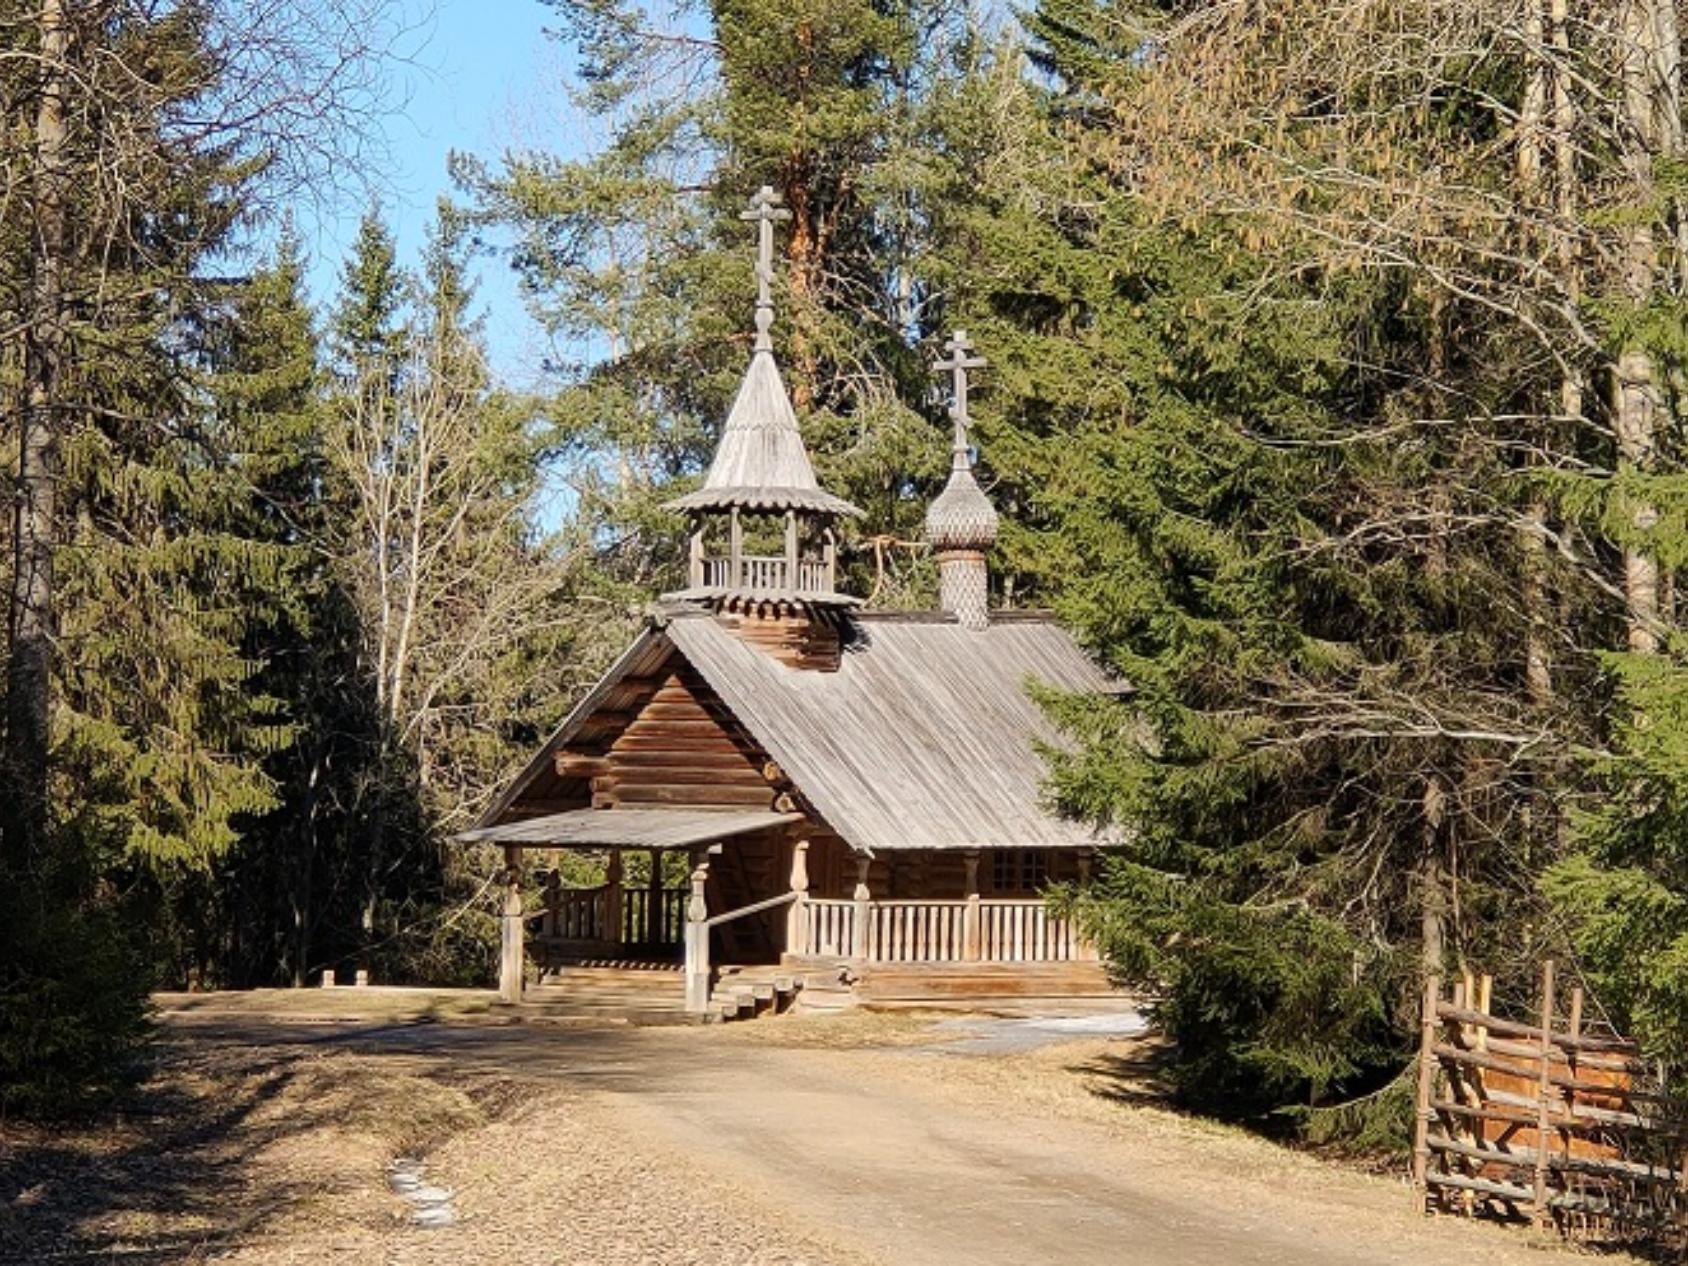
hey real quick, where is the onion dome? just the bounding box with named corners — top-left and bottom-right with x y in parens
top-left (925, 440), bottom-right (999, 551)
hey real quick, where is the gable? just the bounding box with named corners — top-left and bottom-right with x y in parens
top-left (480, 631), bottom-right (789, 826)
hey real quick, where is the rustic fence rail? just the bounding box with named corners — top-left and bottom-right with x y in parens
top-left (1413, 962), bottom-right (1687, 1252)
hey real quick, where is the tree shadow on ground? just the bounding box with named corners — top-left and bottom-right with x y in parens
top-left (1066, 1033), bottom-right (1179, 1109)
top-left (0, 1039), bottom-right (376, 1264)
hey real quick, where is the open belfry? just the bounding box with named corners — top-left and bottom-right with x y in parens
top-left (464, 187), bottom-right (1120, 1019)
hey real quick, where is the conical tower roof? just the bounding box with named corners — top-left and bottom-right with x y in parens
top-left (665, 349), bottom-right (862, 517)
top-left (665, 186), bottom-right (862, 520)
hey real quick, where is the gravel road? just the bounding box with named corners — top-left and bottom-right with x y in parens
top-left (84, 1012), bottom-right (1624, 1266)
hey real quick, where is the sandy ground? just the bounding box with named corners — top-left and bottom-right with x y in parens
top-left (0, 1000), bottom-right (1640, 1266)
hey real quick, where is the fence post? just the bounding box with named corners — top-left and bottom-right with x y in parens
top-left (1412, 972), bottom-right (1441, 1214)
top-left (1533, 959), bottom-right (1557, 1229)
top-left (684, 854), bottom-right (712, 1014)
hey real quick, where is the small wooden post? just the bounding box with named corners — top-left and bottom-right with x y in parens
top-left (823, 528), bottom-right (837, 592)
top-left (1412, 972), bottom-right (1441, 1215)
top-left (689, 525), bottom-right (705, 587)
top-left (730, 507), bottom-right (743, 589)
top-left (500, 844), bottom-right (525, 1004)
top-left (1533, 959), bottom-right (1557, 1229)
top-left (787, 837), bottom-right (810, 955)
top-left (962, 850), bottom-right (982, 962)
top-left (684, 853), bottom-right (712, 1013)
top-left (784, 510), bottom-right (799, 588)
top-left (647, 848), bottom-right (664, 946)
top-left (851, 854), bottom-right (872, 960)
top-left (605, 847), bottom-right (625, 949)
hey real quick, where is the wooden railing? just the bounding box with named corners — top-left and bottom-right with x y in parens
top-left (798, 897), bottom-right (1090, 963)
top-left (622, 887), bottom-right (687, 946)
top-left (869, 900), bottom-right (968, 963)
top-left (803, 899), bottom-right (857, 957)
top-left (697, 554), bottom-right (834, 594)
top-left (534, 884), bottom-right (688, 947)
top-left (979, 899), bottom-right (1081, 963)
top-left (542, 886), bottom-right (607, 941)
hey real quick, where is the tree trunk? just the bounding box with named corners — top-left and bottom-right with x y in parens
top-left (1613, 0), bottom-right (1680, 653)
top-left (5, 0), bottom-right (71, 867)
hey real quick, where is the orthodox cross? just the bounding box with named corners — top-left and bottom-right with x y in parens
top-left (742, 185), bottom-right (791, 352)
top-left (934, 330), bottom-right (987, 461)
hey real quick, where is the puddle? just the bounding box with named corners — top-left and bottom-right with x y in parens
top-left (932, 1008), bottom-right (1150, 1055)
top-left (388, 1156), bottom-right (457, 1228)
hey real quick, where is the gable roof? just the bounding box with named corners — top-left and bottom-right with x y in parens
top-left (474, 608), bottom-right (1121, 852)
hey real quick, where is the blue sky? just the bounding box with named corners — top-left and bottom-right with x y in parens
top-left (298, 0), bottom-right (580, 386)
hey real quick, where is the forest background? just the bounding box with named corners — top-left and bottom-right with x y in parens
top-left (5, 0), bottom-right (1688, 1136)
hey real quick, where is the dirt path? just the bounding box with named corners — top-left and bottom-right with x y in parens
top-left (59, 1011), bottom-right (1617, 1266)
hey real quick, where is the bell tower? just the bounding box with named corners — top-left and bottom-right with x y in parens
top-left (663, 188), bottom-right (863, 666)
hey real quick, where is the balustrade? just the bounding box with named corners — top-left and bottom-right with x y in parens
top-left (797, 896), bottom-right (1089, 963)
top-left (694, 553), bottom-right (835, 594)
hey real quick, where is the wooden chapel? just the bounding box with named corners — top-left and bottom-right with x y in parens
top-left (462, 188), bottom-right (1120, 1017)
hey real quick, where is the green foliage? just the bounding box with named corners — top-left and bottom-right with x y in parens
top-left (1547, 652), bottom-right (1688, 1067)
top-left (1066, 861), bottom-right (1407, 1118)
top-left (0, 884), bottom-right (152, 1118)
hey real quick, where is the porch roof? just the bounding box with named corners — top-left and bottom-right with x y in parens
top-left (459, 807), bottom-right (803, 850)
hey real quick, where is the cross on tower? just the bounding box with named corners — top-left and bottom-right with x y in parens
top-left (933, 330), bottom-right (987, 461)
top-left (741, 185), bottom-right (791, 352)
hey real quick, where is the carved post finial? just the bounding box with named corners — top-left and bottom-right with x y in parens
top-left (741, 185), bottom-right (791, 353)
top-left (933, 330), bottom-right (988, 471)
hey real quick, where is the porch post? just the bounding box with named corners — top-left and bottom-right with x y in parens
top-left (605, 847), bottom-right (625, 948)
top-left (786, 837), bottom-right (810, 955)
top-left (500, 844), bottom-right (525, 1004)
top-left (963, 850), bottom-right (982, 962)
top-left (851, 854), bottom-right (872, 960)
top-left (647, 848), bottom-right (664, 947)
top-left (730, 507), bottom-right (743, 588)
top-left (684, 852), bottom-right (712, 1013)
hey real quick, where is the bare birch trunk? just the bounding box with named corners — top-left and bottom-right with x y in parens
top-left (5, 0), bottom-right (70, 866)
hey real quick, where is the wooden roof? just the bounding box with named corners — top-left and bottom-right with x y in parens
top-left (461, 808), bottom-right (803, 848)
top-left (474, 608), bottom-right (1122, 853)
top-left (666, 611), bottom-right (1115, 852)
top-left (663, 350), bottom-right (862, 518)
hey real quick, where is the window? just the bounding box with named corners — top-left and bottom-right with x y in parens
top-left (991, 849), bottom-right (1048, 894)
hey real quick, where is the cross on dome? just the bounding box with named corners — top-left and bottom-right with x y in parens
top-left (934, 329), bottom-right (987, 468)
top-left (741, 185), bottom-right (791, 353)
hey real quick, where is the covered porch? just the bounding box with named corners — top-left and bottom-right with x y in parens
top-left (462, 808), bottom-right (1100, 1018)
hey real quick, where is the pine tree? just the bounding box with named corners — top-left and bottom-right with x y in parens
top-left (455, 0), bottom-right (980, 599)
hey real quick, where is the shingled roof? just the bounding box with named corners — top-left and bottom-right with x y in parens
top-left (475, 608), bottom-right (1122, 853)
top-left (663, 348), bottom-right (862, 518)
